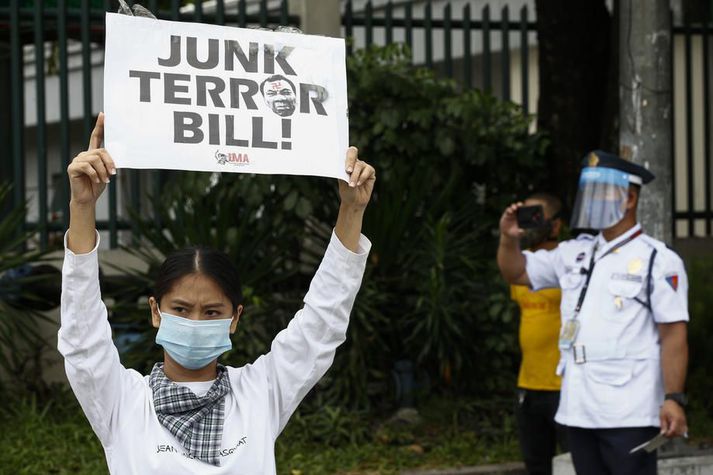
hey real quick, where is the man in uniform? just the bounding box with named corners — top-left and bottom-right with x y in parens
top-left (497, 151), bottom-right (689, 474)
top-left (509, 192), bottom-right (568, 475)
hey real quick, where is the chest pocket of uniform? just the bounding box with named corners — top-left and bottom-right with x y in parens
top-left (558, 269), bottom-right (584, 316)
top-left (606, 276), bottom-right (644, 319)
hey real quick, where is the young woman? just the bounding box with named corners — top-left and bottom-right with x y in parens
top-left (59, 113), bottom-right (375, 473)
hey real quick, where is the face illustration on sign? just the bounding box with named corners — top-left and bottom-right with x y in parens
top-left (260, 75), bottom-right (297, 117)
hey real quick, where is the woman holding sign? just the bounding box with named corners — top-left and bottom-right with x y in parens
top-left (59, 113), bottom-right (374, 473)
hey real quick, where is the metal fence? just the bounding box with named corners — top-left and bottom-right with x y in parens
top-left (1, 1), bottom-right (711, 248)
top-left (0, 0), bottom-right (297, 250)
top-left (344, 0), bottom-right (537, 114)
top-left (673, 19), bottom-right (713, 238)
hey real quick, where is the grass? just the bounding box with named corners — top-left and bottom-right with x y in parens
top-left (2, 377), bottom-right (710, 475)
top-left (0, 388), bottom-right (520, 475)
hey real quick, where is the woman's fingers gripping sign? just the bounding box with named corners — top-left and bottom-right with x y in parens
top-left (339, 146), bottom-right (376, 209)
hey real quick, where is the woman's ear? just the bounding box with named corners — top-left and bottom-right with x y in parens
top-left (149, 296), bottom-right (161, 329)
top-left (230, 305), bottom-right (244, 334)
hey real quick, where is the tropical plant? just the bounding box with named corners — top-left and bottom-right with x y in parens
top-left (0, 183), bottom-right (60, 397)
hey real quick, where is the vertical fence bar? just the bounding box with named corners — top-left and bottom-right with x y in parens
top-left (280, 0), bottom-right (288, 26)
top-left (35, 0), bottom-right (48, 249)
top-left (444, 3), bottom-right (452, 77)
top-left (259, 0), bottom-right (267, 27)
top-left (703, 11), bottom-right (711, 234)
top-left (425, 0), bottom-right (433, 69)
top-left (501, 6), bottom-right (510, 101)
top-left (463, 3), bottom-right (472, 89)
top-left (684, 18), bottom-right (694, 236)
top-left (195, 0), bottom-right (203, 22)
top-left (81, 0), bottom-right (93, 140)
top-left (10, 0), bottom-right (24, 219)
top-left (108, 183), bottom-right (118, 247)
top-left (217, 0), bottom-right (226, 25)
top-left (238, 0), bottom-right (247, 28)
top-left (385, 1), bottom-right (393, 45)
top-left (520, 6), bottom-right (529, 115)
top-left (345, 0), bottom-right (353, 55)
top-left (108, 0), bottom-right (120, 247)
top-left (129, 172), bottom-right (140, 244)
top-left (482, 5), bottom-right (491, 92)
top-left (405, 1), bottom-right (413, 60)
top-left (365, 1), bottom-right (373, 47)
top-left (59, 0), bottom-right (71, 231)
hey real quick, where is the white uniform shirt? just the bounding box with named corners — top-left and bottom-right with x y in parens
top-left (58, 231), bottom-right (370, 474)
top-left (524, 224), bottom-right (688, 429)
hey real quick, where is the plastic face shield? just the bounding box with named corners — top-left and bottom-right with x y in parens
top-left (570, 167), bottom-right (634, 230)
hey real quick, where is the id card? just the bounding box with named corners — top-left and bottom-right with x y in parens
top-left (558, 319), bottom-right (580, 349)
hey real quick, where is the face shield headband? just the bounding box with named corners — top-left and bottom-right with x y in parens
top-left (570, 167), bottom-right (638, 230)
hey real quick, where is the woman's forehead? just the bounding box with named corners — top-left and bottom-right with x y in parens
top-left (164, 273), bottom-right (229, 303)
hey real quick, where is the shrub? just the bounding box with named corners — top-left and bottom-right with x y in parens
top-left (0, 183), bottom-right (60, 397)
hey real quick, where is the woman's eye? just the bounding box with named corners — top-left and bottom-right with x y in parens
top-left (173, 307), bottom-right (186, 313)
top-left (206, 311), bottom-right (220, 317)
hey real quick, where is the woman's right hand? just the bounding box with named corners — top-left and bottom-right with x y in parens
top-left (67, 113), bottom-right (116, 206)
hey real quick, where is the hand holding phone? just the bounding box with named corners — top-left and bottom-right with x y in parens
top-left (517, 205), bottom-right (545, 229)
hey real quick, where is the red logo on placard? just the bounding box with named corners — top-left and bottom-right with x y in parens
top-left (216, 150), bottom-right (250, 167)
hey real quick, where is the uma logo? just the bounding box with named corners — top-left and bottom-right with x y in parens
top-left (216, 150), bottom-right (250, 166)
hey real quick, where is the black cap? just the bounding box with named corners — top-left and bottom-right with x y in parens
top-left (581, 150), bottom-right (655, 185)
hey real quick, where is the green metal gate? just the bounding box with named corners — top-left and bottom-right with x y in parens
top-left (1, 1), bottom-right (711, 248)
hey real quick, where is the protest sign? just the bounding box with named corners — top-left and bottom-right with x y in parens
top-left (103, 13), bottom-right (349, 180)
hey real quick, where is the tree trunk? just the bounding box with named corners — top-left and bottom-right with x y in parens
top-left (535, 0), bottom-right (616, 207)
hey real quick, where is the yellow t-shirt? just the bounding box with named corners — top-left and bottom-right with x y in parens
top-left (510, 285), bottom-right (562, 391)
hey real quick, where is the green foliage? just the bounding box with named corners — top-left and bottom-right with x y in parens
top-left (110, 44), bottom-right (547, 411)
top-left (686, 255), bottom-right (713, 427)
top-left (0, 183), bottom-right (58, 397)
top-left (0, 388), bottom-right (107, 475)
top-left (0, 390), bottom-right (522, 475)
top-left (326, 44), bottom-right (545, 405)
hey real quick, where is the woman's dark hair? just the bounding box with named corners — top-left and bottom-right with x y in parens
top-left (153, 247), bottom-right (243, 311)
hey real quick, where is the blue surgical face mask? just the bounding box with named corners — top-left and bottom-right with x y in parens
top-left (155, 311), bottom-right (233, 370)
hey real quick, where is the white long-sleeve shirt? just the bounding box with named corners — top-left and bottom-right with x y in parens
top-left (58, 231), bottom-right (370, 474)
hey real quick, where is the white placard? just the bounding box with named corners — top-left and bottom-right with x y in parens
top-left (104, 13), bottom-right (349, 180)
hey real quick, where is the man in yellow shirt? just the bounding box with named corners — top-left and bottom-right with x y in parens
top-left (509, 192), bottom-right (567, 475)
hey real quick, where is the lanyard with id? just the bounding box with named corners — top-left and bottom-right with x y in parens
top-left (558, 229), bottom-right (643, 350)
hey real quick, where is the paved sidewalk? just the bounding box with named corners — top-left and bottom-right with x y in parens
top-left (401, 462), bottom-right (526, 475)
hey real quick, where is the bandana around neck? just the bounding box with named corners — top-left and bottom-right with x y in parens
top-left (149, 363), bottom-right (231, 466)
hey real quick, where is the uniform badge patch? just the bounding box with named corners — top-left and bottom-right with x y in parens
top-left (627, 258), bottom-right (643, 274)
top-left (665, 274), bottom-right (679, 291)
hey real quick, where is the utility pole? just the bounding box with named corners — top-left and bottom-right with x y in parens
top-left (288, 0), bottom-right (341, 37)
top-left (619, 0), bottom-right (673, 243)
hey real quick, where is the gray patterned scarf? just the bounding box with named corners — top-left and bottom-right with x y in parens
top-left (149, 363), bottom-right (231, 466)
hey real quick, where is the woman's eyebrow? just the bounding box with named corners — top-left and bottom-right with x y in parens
top-left (170, 298), bottom-right (193, 307)
top-left (203, 302), bottom-right (227, 309)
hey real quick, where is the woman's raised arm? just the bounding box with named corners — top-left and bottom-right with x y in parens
top-left (66, 112), bottom-right (115, 254)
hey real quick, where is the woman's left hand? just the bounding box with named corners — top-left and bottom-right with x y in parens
top-left (339, 146), bottom-right (376, 209)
